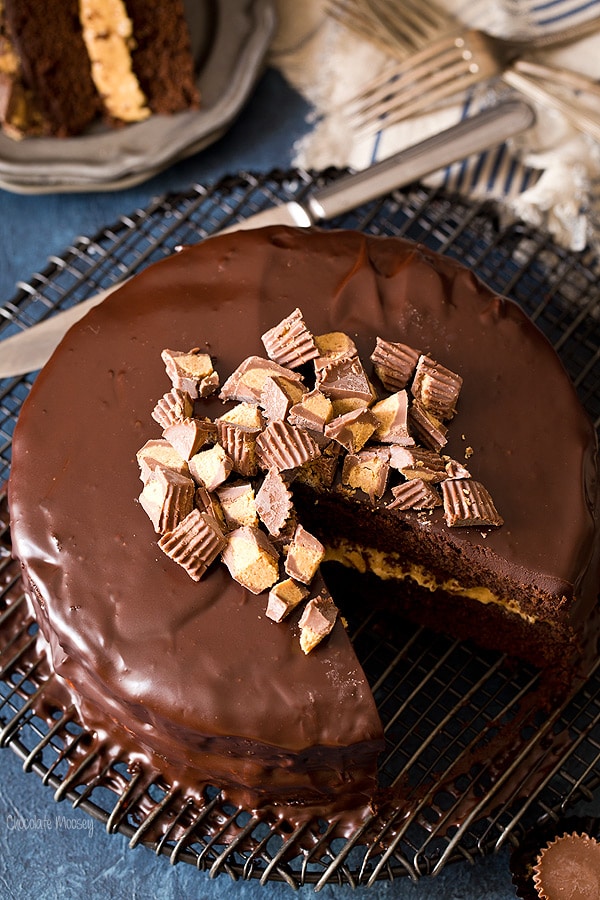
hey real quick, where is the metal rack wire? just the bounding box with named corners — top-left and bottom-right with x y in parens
top-left (1, 170), bottom-right (600, 888)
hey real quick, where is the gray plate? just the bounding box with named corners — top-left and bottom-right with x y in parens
top-left (0, 0), bottom-right (276, 194)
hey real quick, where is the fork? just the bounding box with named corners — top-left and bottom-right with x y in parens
top-left (344, 14), bottom-right (600, 134)
top-left (503, 60), bottom-right (600, 142)
top-left (324, 0), bottom-right (453, 56)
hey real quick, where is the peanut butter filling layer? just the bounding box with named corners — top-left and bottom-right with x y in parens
top-left (79, 0), bottom-right (149, 122)
top-left (325, 540), bottom-right (538, 625)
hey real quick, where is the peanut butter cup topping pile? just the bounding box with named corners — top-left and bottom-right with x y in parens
top-left (136, 308), bottom-right (502, 654)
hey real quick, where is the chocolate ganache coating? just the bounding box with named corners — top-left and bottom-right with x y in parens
top-left (8, 227), bottom-right (600, 816)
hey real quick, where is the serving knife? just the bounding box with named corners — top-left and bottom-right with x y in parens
top-left (0, 99), bottom-right (535, 379)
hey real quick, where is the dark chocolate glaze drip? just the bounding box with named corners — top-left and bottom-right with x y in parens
top-left (8, 227), bottom-right (600, 824)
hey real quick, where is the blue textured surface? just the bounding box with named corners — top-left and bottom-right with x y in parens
top-left (0, 66), bottom-right (596, 899)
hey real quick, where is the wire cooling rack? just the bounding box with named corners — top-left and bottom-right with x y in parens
top-left (1, 170), bottom-right (600, 889)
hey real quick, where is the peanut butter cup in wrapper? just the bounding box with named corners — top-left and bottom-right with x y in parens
top-left (533, 833), bottom-right (600, 899)
top-left (510, 817), bottom-right (600, 900)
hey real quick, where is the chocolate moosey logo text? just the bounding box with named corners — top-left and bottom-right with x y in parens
top-left (6, 812), bottom-right (93, 838)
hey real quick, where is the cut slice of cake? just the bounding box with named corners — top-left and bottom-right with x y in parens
top-left (0, 0), bottom-right (199, 138)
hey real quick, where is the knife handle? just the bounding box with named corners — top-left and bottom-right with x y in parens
top-left (306, 99), bottom-right (535, 222)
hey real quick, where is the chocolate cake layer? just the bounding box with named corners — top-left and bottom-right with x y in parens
top-left (4, 0), bottom-right (100, 136)
top-left (8, 227), bottom-right (600, 819)
top-left (127, 0), bottom-right (200, 114)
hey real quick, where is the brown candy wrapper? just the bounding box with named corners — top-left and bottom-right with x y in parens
top-left (510, 817), bottom-right (600, 900)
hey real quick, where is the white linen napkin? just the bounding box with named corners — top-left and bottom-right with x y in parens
top-left (269, 0), bottom-right (600, 252)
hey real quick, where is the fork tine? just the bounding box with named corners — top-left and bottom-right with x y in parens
top-left (502, 61), bottom-right (600, 142)
top-left (363, 0), bottom-right (445, 48)
top-left (384, 0), bottom-right (458, 33)
top-left (353, 62), bottom-right (487, 134)
top-left (349, 30), bottom-right (508, 132)
top-left (348, 38), bottom-right (469, 117)
top-left (512, 60), bottom-right (600, 98)
top-left (348, 33), bottom-right (466, 105)
top-left (325, 1), bottom-right (408, 53)
top-left (325, 0), bottom-right (455, 57)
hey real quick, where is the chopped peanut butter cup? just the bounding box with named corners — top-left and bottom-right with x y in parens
top-left (285, 524), bottom-right (325, 585)
top-left (216, 482), bottom-right (258, 529)
top-left (152, 387), bottom-right (193, 429)
top-left (316, 355), bottom-right (374, 404)
top-left (220, 356), bottom-right (303, 403)
top-left (161, 348), bottom-right (219, 399)
top-left (313, 331), bottom-right (358, 371)
top-left (387, 478), bottom-right (442, 510)
top-left (299, 593), bottom-right (338, 654)
top-left (371, 391), bottom-right (413, 445)
top-left (256, 421), bottom-right (321, 472)
top-left (371, 337), bottom-right (420, 391)
top-left (342, 447), bottom-right (390, 501)
top-left (412, 354), bottom-right (463, 421)
top-left (136, 438), bottom-right (189, 481)
top-left (260, 375), bottom-right (306, 423)
top-left (409, 399), bottom-right (448, 452)
top-left (158, 509), bottom-right (226, 581)
top-left (216, 420), bottom-right (260, 477)
top-left (189, 443), bottom-right (232, 491)
top-left (288, 389), bottom-right (333, 432)
top-left (261, 307), bottom-right (319, 369)
top-left (324, 406), bottom-right (379, 454)
top-left (266, 578), bottom-right (309, 623)
top-left (441, 479), bottom-right (503, 527)
top-left (389, 446), bottom-right (447, 482)
top-left (255, 469), bottom-right (294, 536)
top-left (163, 417), bottom-right (212, 461)
top-left (139, 465), bottom-right (195, 533)
top-left (221, 525), bottom-right (280, 594)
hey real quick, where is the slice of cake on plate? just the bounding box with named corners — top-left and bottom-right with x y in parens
top-left (0, 0), bottom-right (199, 138)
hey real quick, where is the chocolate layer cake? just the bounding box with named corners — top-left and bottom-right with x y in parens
top-left (0, 0), bottom-right (199, 138)
top-left (8, 227), bottom-right (600, 822)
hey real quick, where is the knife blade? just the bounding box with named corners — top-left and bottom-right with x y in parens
top-left (0, 99), bottom-right (535, 379)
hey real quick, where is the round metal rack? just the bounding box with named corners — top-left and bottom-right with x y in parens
top-left (1, 170), bottom-right (599, 888)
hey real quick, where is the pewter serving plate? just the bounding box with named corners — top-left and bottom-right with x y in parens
top-left (0, 0), bottom-right (276, 194)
